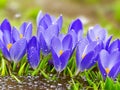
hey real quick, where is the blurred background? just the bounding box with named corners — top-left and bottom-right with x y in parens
top-left (0, 0), bottom-right (120, 38)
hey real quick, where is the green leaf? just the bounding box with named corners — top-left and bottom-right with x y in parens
top-left (104, 77), bottom-right (114, 90)
top-left (18, 62), bottom-right (26, 76)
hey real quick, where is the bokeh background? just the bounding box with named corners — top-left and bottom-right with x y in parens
top-left (0, 0), bottom-right (120, 38)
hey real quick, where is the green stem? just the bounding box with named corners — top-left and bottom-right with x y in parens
top-left (1, 58), bottom-right (8, 76)
top-left (12, 62), bottom-right (17, 71)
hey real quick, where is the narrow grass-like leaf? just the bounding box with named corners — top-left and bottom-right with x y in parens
top-left (18, 62), bottom-right (26, 76)
top-left (40, 70), bottom-right (49, 80)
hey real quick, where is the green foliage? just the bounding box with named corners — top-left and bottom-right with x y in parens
top-left (0, 0), bottom-right (7, 9)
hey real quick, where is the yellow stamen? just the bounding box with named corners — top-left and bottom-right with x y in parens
top-left (20, 34), bottom-right (23, 39)
top-left (59, 50), bottom-right (63, 56)
top-left (105, 68), bottom-right (110, 74)
top-left (82, 54), bottom-right (86, 59)
top-left (7, 43), bottom-right (12, 50)
top-left (96, 36), bottom-right (99, 40)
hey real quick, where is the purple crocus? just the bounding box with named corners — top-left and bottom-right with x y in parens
top-left (51, 34), bottom-right (72, 72)
top-left (37, 24), bottom-right (59, 55)
top-left (87, 25), bottom-right (107, 42)
top-left (37, 11), bottom-right (63, 31)
top-left (76, 38), bottom-right (97, 74)
top-left (98, 50), bottom-right (120, 79)
top-left (27, 36), bottom-right (40, 69)
top-left (12, 22), bottom-right (32, 42)
top-left (0, 19), bottom-right (27, 63)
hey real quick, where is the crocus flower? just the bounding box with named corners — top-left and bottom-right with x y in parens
top-left (12, 22), bottom-right (32, 42)
top-left (51, 34), bottom-right (72, 72)
top-left (27, 36), bottom-right (40, 69)
top-left (98, 50), bottom-right (120, 79)
top-left (37, 11), bottom-right (63, 31)
top-left (76, 38), bottom-right (97, 74)
top-left (37, 24), bottom-right (59, 55)
top-left (87, 25), bottom-right (107, 42)
top-left (0, 19), bottom-right (27, 63)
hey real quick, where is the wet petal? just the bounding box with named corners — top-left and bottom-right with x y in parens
top-left (51, 36), bottom-right (62, 55)
top-left (20, 22), bottom-right (28, 35)
top-left (62, 34), bottom-right (72, 51)
top-left (12, 27), bottom-right (20, 41)
top-left (56, 15), bottom-right (63, 31)
top-left (68, 19), bottom-right (83, 34)
top-left (10, 38), bottom-right (27, 63)
top-left (44, 24), bottom-right (59, 46)
top-left (99, 50), bottom-right (110, 68)
top-left (39, 33), bottom-right (50, 55)
top-left (60, 50), bottom-right (71, 72)
top-left (1, 19), bottom-right (11, 33)
top-left (80, 51), bottom-right (94, 71)
top-left (109, 61), bottom-right (120, 79)
top-left (27, 36), bottom-right (40, 69)
top-left (104, 35), bottom-right (112, 50)
top-left (108, 39), bottom-right (120, 53)
top-left (24, 22), bottom-right (32, 41)
top-left (36, 11), bottom-right (43, 26)
top-left (51, 47), bottom-right (61, 72)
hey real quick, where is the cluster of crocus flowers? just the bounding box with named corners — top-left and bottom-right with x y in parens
top-left (0, 11), bottom-right (120, 79)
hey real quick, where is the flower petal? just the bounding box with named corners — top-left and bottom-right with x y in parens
top-left (24, 22), bottom-right (32, 41)
top-left (36, 11), bottom-right (43, 26)
top-left (10, 38), bottom-right (27, 63)
top-left (60, 50), bottom-right (71, 72)
top-left (39, 33), bottom-right (50, 55)
top-left (68, 19), bottom-right (83, 34)
top-left (51, 36), bottom-right (62, 55)
top-left (56, 15), bottom-right (63, 31)
top-left (51, 47), bottom-right (61, 72)
top-left (80, 51), bottom-right (94, 71)
top-left (20, 22), bottom-right (28, 34)
top-left (1, 19), bottom-right (11, 33)
top-left (62, 34), bottom-right (72, 51)
top-left (12, 27), bottom-right (20, 41)
top-left (27, 36), bottom-right (40, 69)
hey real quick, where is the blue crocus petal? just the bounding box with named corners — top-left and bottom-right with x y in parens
top-left (3, 29), bottom-right (12, 45)
top-left (104, 35), bottom-right (112, 50)
top-left (10, 38), bottom-right (27, 63)
top-left (68, 30), bottom-right (77, 49)
top-left (1, 19), bottom-right (11, 33)
top-left (51, 36), bottom-right (62, 56)
top-left (44, 24), bottom-right (59, 46)
top-left (80, 51), bottom-right (95, 71)
top-left (37, 26), bottom-right (45, 41)
top-left (51, 47), bottom-right (61, 71)
top-left (36, 11), bottom-right (43, 26)
top-left (20, 22), bottom-right (28, 35)
top-left (76, 46), bottom-right (82, 70)
top-left (40, 33), bottom-right (50, 55)
top-left (77, 38), bottom-right (88, 56)
top-left (109, 61), bottom-right (120, 79)
top-left (58, 33), bottom-right (65, 41)
top-left (60, 50), bottom-right (71, 72)
top-left (56, 15), bottom-right (63, 31)
top-left (99, 50), bottom-right (109, 68)
top-left (24, 22), bottom-right (32, 41)
top-left (12, 27), bottom-right (20, 42)
top-left (0, 40), bottom-right (11, 60)
top-left (27, 36), bottom-right (40, 69)
top-left (0, 30), bottom-right (3, 42)
top-left (39, 14), bottom-right (52, 29)
top-left (62, 34), bottom-right (72, 51)
top-left (108, 39), bottom-right (120, 53)
top-left (98, 58), bottom-right (107, 79)
top-left (68, 19), bottom-right (83, 34)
